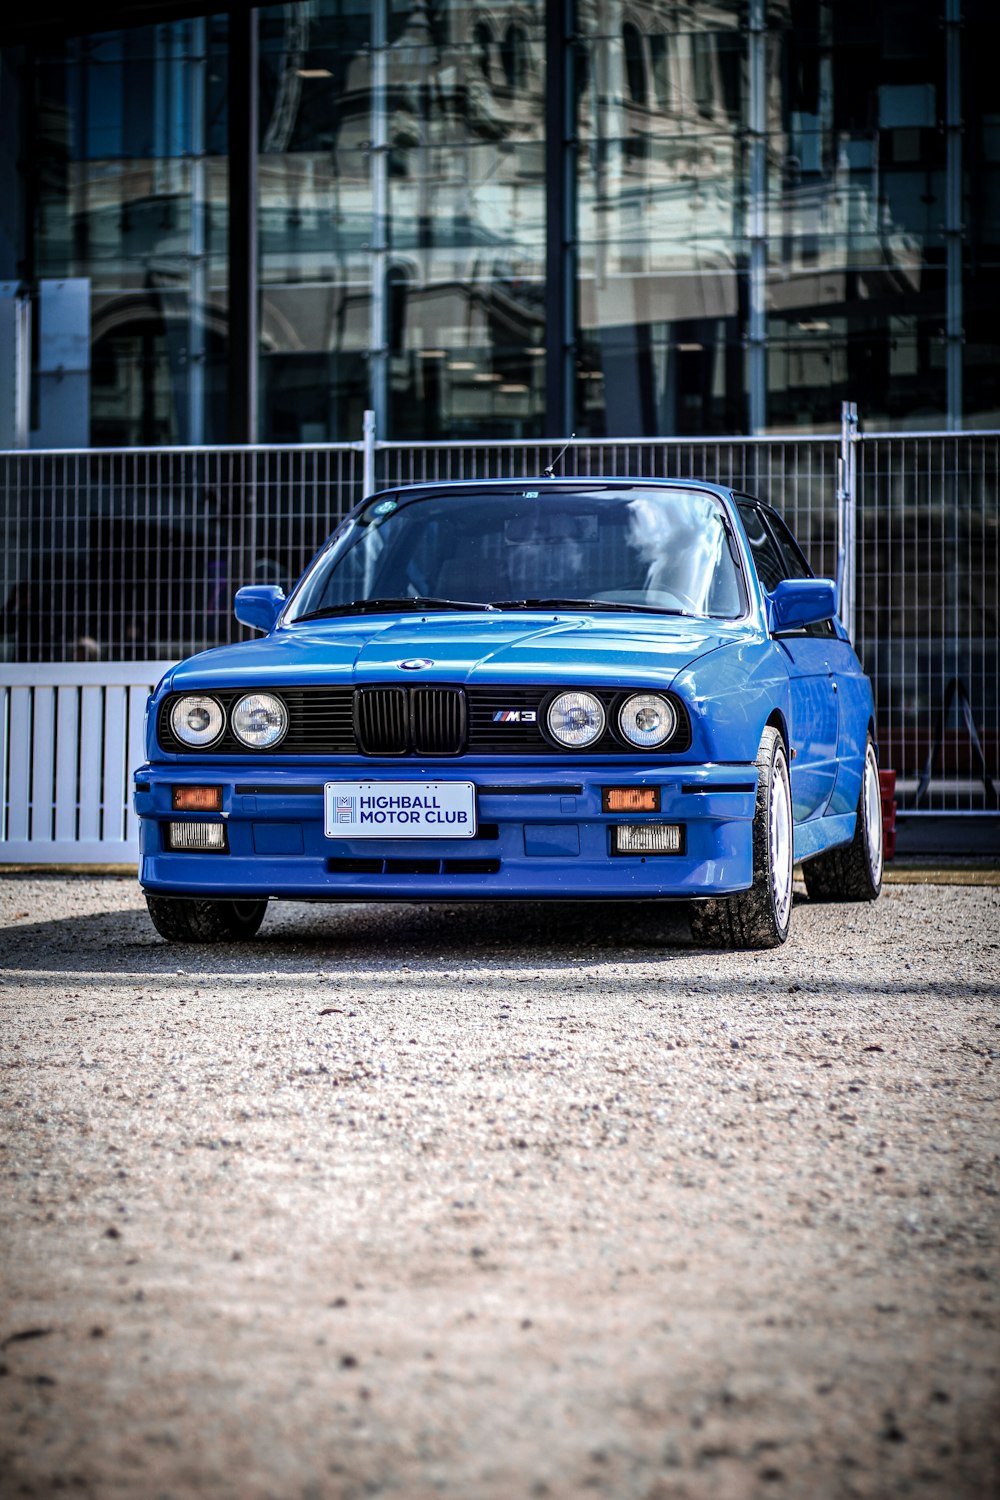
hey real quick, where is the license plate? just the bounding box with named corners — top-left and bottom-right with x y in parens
top-left (324, 781), bottom-right (477, 839)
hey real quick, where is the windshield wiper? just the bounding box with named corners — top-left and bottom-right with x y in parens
top-left (491, 597), bottom-right (694, 616)
top-left (295, 596), bottom-right (498, 621)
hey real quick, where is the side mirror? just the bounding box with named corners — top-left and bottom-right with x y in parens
top-left (234, 584), bottom-right (285, 633)
top-left (769, 577), bottom-right (837, 633)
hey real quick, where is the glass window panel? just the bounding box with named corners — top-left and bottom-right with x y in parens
top-left (963, 271), bottom-right (1000, 427)
top-left (963, 339), bottom-right (1000, 429)
top-left (258, 1), bottom-right (374, 440)
top-left (383, 33), bottom-right (546, 259)
top-left (576, 5), bottom-right (743, 438)
top-left (576, 325), bottom-right (746, 439)
top-left (765, 315), bottom-right (948, 432)
top-left (388, 341), bottom-right (546, 439)
top-left (259, 346), bottom-right (369, 443)
top-left (90, 287), bottom-right (228, 446)
top-left (30, 17), bottom-right (229, 445)
top-left (258, 0), bottom-right (546, 439)
top-left (8, 0), bottom-right (990, 444)
top-left (380, 2), bottom-right (547, 438)
top-left (764, 220), bottom-right (937, 274)
top-left (578, 2), bottom-right (744, 42)
top-left (963, 11), bottom-right (1000, 421)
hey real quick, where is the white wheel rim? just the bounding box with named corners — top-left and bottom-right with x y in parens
top-left (863, 746), bottom-right (884, 886)
top-left (769, 750), bottom-right (794, 931)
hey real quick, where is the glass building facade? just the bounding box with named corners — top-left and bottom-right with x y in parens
top-left (1, 0), bottom-right (997, 446)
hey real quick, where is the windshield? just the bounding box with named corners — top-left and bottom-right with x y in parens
top-left (286, 485), bottom-right (747, 621)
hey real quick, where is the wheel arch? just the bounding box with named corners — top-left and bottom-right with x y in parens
top-left (765, 707), bottom-right (790, 758)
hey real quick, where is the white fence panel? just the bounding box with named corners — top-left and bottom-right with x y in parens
top-left (78, 686), bottom-right (103, 844)
top-left (6, 687), bottom-right (31, 844)
top-left (0, 662), bottom-right (173, 864)
top-left (54, 686), bottom-right (79, 843)
top-left (101, 684), bottom-right (127, 847)
top-left (31, 686), bottom-right (55, 845)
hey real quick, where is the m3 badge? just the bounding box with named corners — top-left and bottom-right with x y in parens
top-left (492, 709), bottom-right (537, 723)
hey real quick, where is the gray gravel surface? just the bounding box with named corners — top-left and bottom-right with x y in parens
top-left (1, 875), bottom-right (998, 1500)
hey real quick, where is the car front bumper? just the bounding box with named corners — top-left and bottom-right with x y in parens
top-left (134, 761), bottom-right (758, 901)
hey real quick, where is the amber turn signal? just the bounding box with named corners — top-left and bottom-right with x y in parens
top-left (172, 786), bottom-right (222, 811)
top-left (602, 786), bottom-right (660, 813)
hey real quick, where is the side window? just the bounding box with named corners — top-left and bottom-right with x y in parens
top-left (736, 502), bottom-right (786, 593)
top-left (764, 510), bottom-right (813, 580)
top-left (758, 505), bottom-right (835, 636)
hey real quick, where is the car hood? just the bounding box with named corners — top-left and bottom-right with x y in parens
top-left (166, 613), bottom-right (756, 693)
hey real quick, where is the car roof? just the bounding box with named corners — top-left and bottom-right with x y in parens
top-left (370, 477), bottom-right (738, 502)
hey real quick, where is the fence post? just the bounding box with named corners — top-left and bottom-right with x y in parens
top-left (0, 284), bottom-right (31, 448)
top-left (746, 0), bottom-right (767, 434)
top-left (836, 400), bottom-right (858, 643)
top-left (362, 408), bottom-right (377, 497)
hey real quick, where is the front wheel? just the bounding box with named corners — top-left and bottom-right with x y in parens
top-left (690, 725), bottom-right (794, 950)
top-left (145, 895), bottom-right (268, 943)
top-left (802, 738), bottom-right (883, 903)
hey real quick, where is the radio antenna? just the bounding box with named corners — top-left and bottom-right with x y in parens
top-left (543, 434), bottom-right (576, 479)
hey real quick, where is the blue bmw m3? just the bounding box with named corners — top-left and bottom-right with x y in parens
top-left (134, 479), bottom-right (884, 949)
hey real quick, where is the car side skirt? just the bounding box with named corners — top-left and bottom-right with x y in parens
top-left (794, 811), bottom-right (857, 863)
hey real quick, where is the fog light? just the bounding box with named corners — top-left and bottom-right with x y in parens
top-left (167, 821), bottom-right (227, 851)
top-left (603, 786), bottom-right (660, 813)
top-left (172, 786), bottom-right (222, 811)
top-left (611, 823), bottom-right (684, 855)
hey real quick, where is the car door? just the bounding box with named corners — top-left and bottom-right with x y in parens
top-left (736, 500), bottom-right (839, 821)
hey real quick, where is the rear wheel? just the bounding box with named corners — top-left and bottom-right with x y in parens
top-left (802, 738), bottom-right (883, 903)
top-left (690, 725), bottom-right (793, 950)
top-left (145, 895), bottom-right (268, 943)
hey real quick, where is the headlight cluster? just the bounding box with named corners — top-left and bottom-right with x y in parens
top-left (169, 692), bottom-right (288, 750)
top-left (546, 691), bottom-right (606, 749)
top-left (169, 695), bottom-right (224, 748)
top-left (545, 690), bottom-right (678, 751)
top-left (617, 692), bottom-right (678, 749)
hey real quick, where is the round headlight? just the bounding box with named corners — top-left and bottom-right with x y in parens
top-left (170, 694), bottom-right (224, 748)
top-left (617, 692), bottom-right (678, 749)
top-left (546, 691), bottom-right (606, 749)
top-left (231, 692), bottom-right (288, 749)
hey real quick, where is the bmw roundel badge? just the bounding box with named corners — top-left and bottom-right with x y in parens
top-left (399, 658), bottom-right (434, 670)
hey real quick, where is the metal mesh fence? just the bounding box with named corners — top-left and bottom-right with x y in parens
top-left (854, 435), bottom-right (1000, 813)
top-left (1, 433), bottom-right (996, 812)
top-left (0, 446), bottom-right (366, 663)
top-left (375, 439), bottom-right (842, 582)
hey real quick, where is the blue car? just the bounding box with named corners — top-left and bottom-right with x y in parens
top-left (134, 479), bottom-right (883, 949)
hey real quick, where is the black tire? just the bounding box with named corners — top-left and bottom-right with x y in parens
top-left (803, 737), bottom-right (883, 903)
top-left (690, 725), bottom-right (794, 950)
top-left (145, 894), bottom-right (268, 943)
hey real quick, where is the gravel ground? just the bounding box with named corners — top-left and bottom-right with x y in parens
top-left (1, 875), bottom-right (998, 1500)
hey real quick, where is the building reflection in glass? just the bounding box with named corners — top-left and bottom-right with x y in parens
top-left (30, 18), bottom-right (230, 446)
top-left (6, 0), bottom-right (998, 442)
top-left (257, 0), bottom-right (547, 442)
